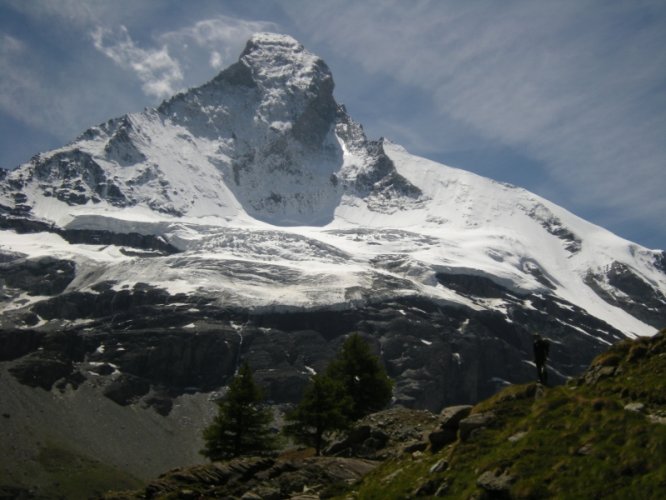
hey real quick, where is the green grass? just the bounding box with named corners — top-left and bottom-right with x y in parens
top-left (342, 330), bottom-right (666, 499)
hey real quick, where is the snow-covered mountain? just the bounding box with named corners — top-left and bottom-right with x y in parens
top-left (2, 33), bottom-right (663, 332)
top-left (1, 35), bottom-right (665, 481)
top-left (2, 31), bottom-right (665, 485)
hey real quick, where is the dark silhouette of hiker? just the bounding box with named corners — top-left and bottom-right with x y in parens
top-left (533, 334), bottom-right (550, 385)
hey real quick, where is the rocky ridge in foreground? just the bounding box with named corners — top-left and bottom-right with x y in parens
top-left (100, 329), bottom-right (666, 499)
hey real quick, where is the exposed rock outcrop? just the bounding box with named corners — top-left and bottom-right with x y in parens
top-left (105, 455), bottom-right (377, 500)
top-left (585, 261), bottom-right (666, 329)
top-left (428, 405), bottom-right (473, 451)
top-left (325, 407), bottom-right (440, 459)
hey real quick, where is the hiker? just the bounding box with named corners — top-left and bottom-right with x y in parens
top-left (533, 334), bottom-right (550, 385)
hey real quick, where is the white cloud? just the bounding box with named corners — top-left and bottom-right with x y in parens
top-left (160, 15), bottom-right (276, 47)
top-left (90, 15), bottom-right (277, 98)
top-left (158, 15), bottom-right (277, 72)
top-left (91, 26), bottom-right (183, 99)
top-left (209, 50), bottom-right (223, 70)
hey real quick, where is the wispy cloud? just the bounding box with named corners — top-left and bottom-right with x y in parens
top-left (2, 0), bottom-right (97, 25)
top-left (0, 34), bottom-right (41, 127)
top-left (158, 16), bottom-right (278, 71)
top-left (3, 0), bottom-right (159, 28)
top-left (0, 33), bottom-right (82, 136)
top-left (91, 16), bottom-right (277, 98)
top-left (92, 26), bottom-right (183, 99)
top-left (0, 28), bottom-right (140, 165)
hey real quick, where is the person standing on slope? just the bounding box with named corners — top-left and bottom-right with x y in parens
top-left (533, 334), bottom-right (550, 385)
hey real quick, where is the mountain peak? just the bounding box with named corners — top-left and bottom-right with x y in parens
top-left (236, 32), bottom-right (332, 95)
top-left (243, 32), bottom-right (304, 56)
top-left (171, 31), bottom-right (336, 144)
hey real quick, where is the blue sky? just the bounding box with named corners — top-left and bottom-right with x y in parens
top-left (1, 0), bottom-right (665, 250)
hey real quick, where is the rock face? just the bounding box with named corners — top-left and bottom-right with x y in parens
top-left (0, 287), bottom-right (622, 417)
top-left (0, 255), bottom-right (75, 296)
top-left (586, 261), bottom-right (666, 329)
top-left (31, 149), bottom-right (129, 207)
top-left (158, 34), bottom-right (343, 224)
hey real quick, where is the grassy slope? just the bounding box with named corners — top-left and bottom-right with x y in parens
top-left (344, 330), bottom-right (666, 499)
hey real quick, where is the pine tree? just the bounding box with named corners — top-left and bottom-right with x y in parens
top-left (284, 374), bottom-right (351, 455)
top-left (326, 333), bottom-right (393, 420)
top-left (201, 361), bottom-right (276, 460)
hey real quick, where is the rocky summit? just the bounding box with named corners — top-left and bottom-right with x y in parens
top-left (0, 33), bottom-right (665, 497)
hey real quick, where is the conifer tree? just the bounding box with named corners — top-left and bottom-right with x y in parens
top-left (201, 361), bottom-right (276, 460)
top-left (326, 333), bottom-right (393, 420)
top-left (284, 374), bottom-right (351, 455)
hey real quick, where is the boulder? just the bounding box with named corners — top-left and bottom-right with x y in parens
top-left (428, 429), bottom-right (457, 452)
top-left (458, 411), bottom-right (496, 442)
top-left (624, 402), bottom-right (645, 413)
top-left (403, 441), bottom-right (428, 454)
top-left (326, 426), bottom-right (389, 458)
top-left (476, 468), bottom-right (515, 494)
top-left (585, 365), bottom-right (617, 385)
top-left (429, 458), bottom-right (448, 474)
top-left (439, 404), bottom-right (473, 430)
top-left (507, 431), bottom-right (528, 443)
